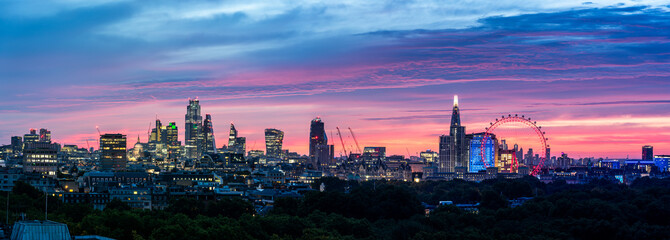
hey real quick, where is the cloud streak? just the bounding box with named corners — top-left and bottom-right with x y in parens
top-left (2, 2), bottom-right (670, 158)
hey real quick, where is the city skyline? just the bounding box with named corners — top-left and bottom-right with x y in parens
top-left (2, 1), bottom-right (670, 158)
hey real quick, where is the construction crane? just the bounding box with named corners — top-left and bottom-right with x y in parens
top-left (348, 127), bottom-right (362, 154)
top-left (336, 127), bottom-right (348, 157)
top-left (95, 126), bottom-right (102, 136)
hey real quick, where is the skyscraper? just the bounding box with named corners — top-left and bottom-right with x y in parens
top-left (228, 123), bottom-right (246, 154)
top-left (362, 147), bottom-right (386, 167)
top-left (309, 117), bottom-right (332, 169)
top-left (309, 117), bottom-right (326, 158)
top-left (38, 128), bottom-right (51, 143)
top-left (23, 129), bottom-right (39, 150)
top-left (23, 142), bottom-right (59, 177)
top-left (185, 98), bottom-right (203, 159)
top-left (150, 119), bottom-right (163, 143)
top-left (468, 133), bottom-right (497, 173)
top-left (166, 122), bottom-right (180, 159)
top-left (265, 128), bottom-right (284, 158)
top-left (100, 134), bottom-right (127, 171)
top-left (10, 136), bottom-right (22, 154)
top-left (545, 147), bottom-right (551, 167)
top-left (229, 123), bottom-right (238, 147)
top-left (439, 95), bottom-right (467, 173)
top-left (642, 145), bottom-right (653, 160)
top-left (525, 148), bottom-right (534, 165)
top-left (203, 114), bottom-right (216, 154)
top-left (516, 145), bottom-right (524, 165)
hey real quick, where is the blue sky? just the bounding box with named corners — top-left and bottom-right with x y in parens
top-left (2, 0), bottom-right (670, 157)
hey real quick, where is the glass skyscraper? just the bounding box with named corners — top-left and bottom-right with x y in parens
top-left (185, 98), bottom-right (203, 159)
top-left (203, 114), bottom-right (216, 154)
top-left (309, 117), bottom-right (332, 169)
top-left (228, 123), bottom-right (246, 155)
top-left (468, 133), bottom-right (496, 173)
top-left (439, 95), bottom-right (467, 173)
top-left (265, 128), bottom-right (284, 158)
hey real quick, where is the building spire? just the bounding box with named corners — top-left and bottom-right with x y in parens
top-left (450, 95), bottom-right (461, 127)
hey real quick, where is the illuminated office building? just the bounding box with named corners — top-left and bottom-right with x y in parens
top-left (420, 150), bottom-right (438, 164)
top-left (362, 147), bottom-right (386, 167)
top-left (498, 149), bottom-right (517, 173)
top-left (11, 136), bottom-right (22, 154)
top-left (166, 122), bottom-right (180, 159)
top-left (642, 145), bottom-right (653, 161)
top-left (185, 98), bottom-right (203, 159)
top-left (100, 134), bottom-right (127, 171)
top-left (439, 95), bottom-right (467, 173)
top-left (654, 155), bottom-right (670, 172)
top-left (23, 142), bottom-right (59, 177)
top-left (265, 128), bottom-right (284, 158)
top-left (228, 123), bottom-right (246, 155)
top-left (203, 114), bottom-right (216, 154)
top-left (468, 133), bottom-right (497, 173)
top-left (309, 117), bottom-right (333, 169)
top-left (39, 128), bottom-right (51, 143)
top-left (23, 129), bottom-right (39, 149)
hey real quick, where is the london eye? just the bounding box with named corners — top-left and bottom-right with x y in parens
top-left (481, 114), bottom-right (548, 176)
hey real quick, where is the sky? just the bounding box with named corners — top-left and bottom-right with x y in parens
top-left (2, 0), bottom-right (670, 159)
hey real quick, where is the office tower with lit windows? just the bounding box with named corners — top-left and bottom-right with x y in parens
top-left (468, 133), bottom-right (498, 173)
top-left (228, 123), bottom-right (238, 147)
top-left (362, 147), bottom-right (386, 167)
top-left (23, 142), bottom-right (59, 177)
top-left (100, 134), bottom-right (127, 171)
top-left (234, 137), bottom-right (246, 155)
top-left (439, 95), bottom-right (467, 173)
top-left (150, 119), bottom-right (163, 143)
top-left (228, 123), bottom-right (246, 155)
top-left (309, 117), bottom-right (326, 159)
top-left (23, 129), bottom-right (39, 149)
top-left (265, 128), bottom-right (284, 158)
top-left (185, 98), bottom-right (203, 159)
top-left (309, 117), bottom-right (333, 169)
top-left (11, 136), bottom-right (22, 154)
top-left (525, 148), bottom-right (534, 165)
top-left (420, 150), bottom-right (438, 164)
top-left (498, 149), bottom-right (517, 173)
top-left (165, 122), bottom-right (181, 159)
top-left (203, 114), bottom-right (216, 154)
top-left (642, 145), bottom-right (653, 161)
top-left (545, 147), bottom-right (551, 167)
top-left (38, 128), bottom-right (51, 143)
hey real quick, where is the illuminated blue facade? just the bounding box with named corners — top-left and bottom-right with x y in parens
top-left (654, 155), bottom-right (670, 172)
top-left (469, 134), bottom-right (495, 173)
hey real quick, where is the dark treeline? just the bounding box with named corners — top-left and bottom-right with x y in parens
top-left (2, 177), bottom-right (670, 240)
